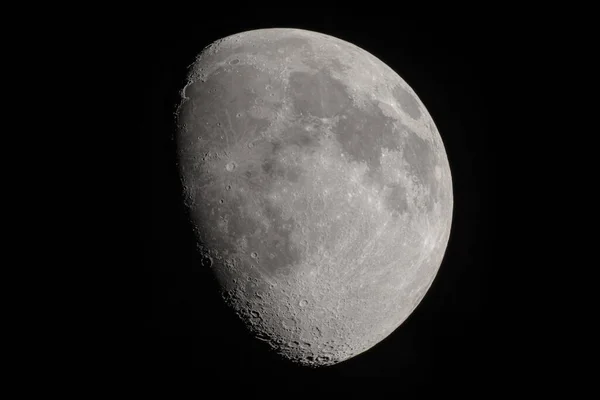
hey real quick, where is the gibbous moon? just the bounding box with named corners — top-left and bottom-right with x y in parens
top-left (175, 28), bottom-right (453, 367)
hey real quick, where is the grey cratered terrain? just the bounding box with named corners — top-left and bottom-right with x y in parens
top-left (176, 28), bottom-right (453, 367)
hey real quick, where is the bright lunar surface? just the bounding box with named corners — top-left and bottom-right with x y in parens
top-left (176, 28), bottom-right (453, 367)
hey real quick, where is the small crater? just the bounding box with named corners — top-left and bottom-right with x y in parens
top-left (226, 185), bottom-right (232, 190)
top-left (282, 318), bottom-right (296, 330)
top-left (226, 162), bottom-right (237, 172)
top-left (265, 84), bottom-right (272, 90)
top-left (219, 199), bottom-right (225, 204)
top-left (256, 334), bottom-right (269, 342)
top-left (248, 142), bottom-right (254, 149)
top-left (317, 355), bottom-right (331, 362)
top-left (299, 299), bottom-right (308, 307)
top-left (251, 252), bottom-right (258, 259)
top-left (236, 112), bottom-right (242, 118)
top-left (250, 310), bottom-right (260, 318)
top-left (229, 58), bottom-right (240, 65)
top-left (200, 254), bottom-right (213, 268)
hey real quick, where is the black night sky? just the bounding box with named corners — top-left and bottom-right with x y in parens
top-left (139, 10), bottom-right (549, 382)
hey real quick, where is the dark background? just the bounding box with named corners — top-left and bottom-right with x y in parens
top-left (139, 11), bottom-right (547, 381)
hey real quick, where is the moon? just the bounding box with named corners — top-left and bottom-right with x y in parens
top-left (175, 28), bottom-right (453, 367)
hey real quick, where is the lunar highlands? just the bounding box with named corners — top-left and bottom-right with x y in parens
top-left (176, 28), bottom-right (453, 367)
